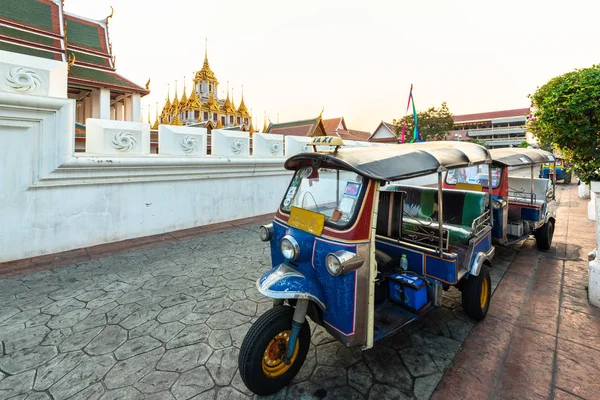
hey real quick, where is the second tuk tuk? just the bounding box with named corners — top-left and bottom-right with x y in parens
top-left (540, 157), bottom-right (571, 184)
top-left (239, 139), bottom-right (496, 395)
top-left (444, 147), bottom-right (557, 250)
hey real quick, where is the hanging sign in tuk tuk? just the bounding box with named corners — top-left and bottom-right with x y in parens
top-left (238, 139), bottom-right (497, 396)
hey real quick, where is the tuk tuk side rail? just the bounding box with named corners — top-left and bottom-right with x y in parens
top-left (471, 209), bottom-right (491, 236)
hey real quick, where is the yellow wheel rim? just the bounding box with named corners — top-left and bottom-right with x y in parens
top-left (261, 330), bottom-right (299, 378)
top-left (480, 277), bottom-right (489, 309)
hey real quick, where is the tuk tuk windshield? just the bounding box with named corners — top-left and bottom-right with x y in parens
top-left (281, 167), bottom-right (365, 228)
top-left (445, 165), bottom-right (502, 189)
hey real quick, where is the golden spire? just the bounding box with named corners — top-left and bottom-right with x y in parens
top-left (194, 38), bottom-right (217, 83)
top-left (187, 84), bottom-right (201, 110)
top-left (237, 85), bottom-right (249, 116)
top-left (160, 84), bottom-right (171, 124)
top-left (170, 81), bottom-right (179, 114)
top-left (215, 119), bottom-right (223, 129)
top-left (263, 111), bottom-right (268, 133)
top-left (179, 77), bottom-right (188, 109)
top-left (152, 102), bottom-right (159, 130)
top-left (206, 92), bottom-right (219, 111)
top-left (147, 105), bottom-right (151, 124)
top-left (171, 98), bottom-right (182, 126)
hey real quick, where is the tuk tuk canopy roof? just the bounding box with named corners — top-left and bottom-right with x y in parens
top-left (284, 141), bottom-right (491, 181)
top-left (489, 148), bottom-right (555, 167)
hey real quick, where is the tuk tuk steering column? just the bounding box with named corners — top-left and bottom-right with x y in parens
top-left (283, 299), bottom-right (309, 364)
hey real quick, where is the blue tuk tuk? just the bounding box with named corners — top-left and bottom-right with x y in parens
top-left (540, 158), bottom-right (571, 184)
top-left (238, 139), bottom-right (496, 395)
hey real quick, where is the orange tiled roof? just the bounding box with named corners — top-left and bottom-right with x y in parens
top-left (453, 108), bottom-right (530, 123)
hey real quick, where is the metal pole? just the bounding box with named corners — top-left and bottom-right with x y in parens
top-left (488, 165), bottom-right (493, 228)
top-left (530, 165), bottom-right (535, 204)
top-left (437, 172), bottom-right (444, 257)
top-left (552, 160), bottom-right (556, 200)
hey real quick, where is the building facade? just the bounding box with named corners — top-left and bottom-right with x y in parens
top-left (447, 108), bottom-right (534, 148)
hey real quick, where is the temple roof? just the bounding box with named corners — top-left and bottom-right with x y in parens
top-left (194, 45), bottom-right (217, 83)
top-left (265, 115), bottom-right (326, 137)
top-left (0, 0), bottom-right (148, 95)
top-left (322, 116), bottom-right (370, 142)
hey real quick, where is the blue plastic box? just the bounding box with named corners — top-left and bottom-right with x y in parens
top-left (388, 273), bottom-right (428, 312)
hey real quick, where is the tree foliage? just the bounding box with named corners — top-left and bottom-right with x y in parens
top-left (393, 102), bottom-right (454, 142)
top-left (528, 65), bottom-right (600, 183)
top-left (518, 140), bottom-right (531, 148)
top-left (469, 138), bottom-right (489, 148)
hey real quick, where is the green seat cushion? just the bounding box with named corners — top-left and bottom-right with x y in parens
top-left (402, 217), bottom-right (473, 245)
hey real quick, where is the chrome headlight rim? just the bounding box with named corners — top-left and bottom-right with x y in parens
top-left (280, 235), bottom-right (300, 262)
top-left (259, 223), bottom-right (274, 242)
top-left (325, 250), bottom-right (364, 276)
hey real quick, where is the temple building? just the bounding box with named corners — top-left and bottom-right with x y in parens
top-left (264, 114), bottom-right (370, 141)
top-left (158, 47), bottom-right (253, 132)
top-left (0, 0), bottom-right (150, 150)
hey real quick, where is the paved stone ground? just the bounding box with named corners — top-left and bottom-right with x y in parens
top-left (0, 217), bottom-right (519, 399)
top-left (433, 183), bottom-right (599, 400)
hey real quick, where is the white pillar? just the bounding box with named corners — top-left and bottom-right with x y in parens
top-left (116, 100), bottom-right (124, 121)
top-left (84, 95), bottom-right (92, 122)
top-left (90, 89), bottom-right (100, 118)
top-left (99, 88), bottom-right (110, 119)
top-left (131, 93), bottom-right (141, 123)
top-left (76, 102), bottom-right (83, 123)
top-left (110, 106), bottom-right (116, 120)
top-left (124, 95), bottom-right (133, 122)
top-left (589, 181), bottom-right (600, 307)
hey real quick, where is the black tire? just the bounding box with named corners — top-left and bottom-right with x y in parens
top-left (535, 219), bottom-right (554, 250)
top-left (563, 172), bottom-right (572, 184)
top-left (238, 305), bottom-right (310, 396)
top-left (462, 265), bottom-right (491, 321)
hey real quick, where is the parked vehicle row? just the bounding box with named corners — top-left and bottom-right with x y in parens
top-left (237, 138), bottom-right (558, 395)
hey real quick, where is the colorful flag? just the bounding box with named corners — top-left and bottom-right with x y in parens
top-left (402, 84), bottom-right (420, 143)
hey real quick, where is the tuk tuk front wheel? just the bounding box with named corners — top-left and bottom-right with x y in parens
top-left (238, 305), bottom-right (310, 396)
top-left (462, 265), bottom-right (491, 321)
top-left (535, 219), bottom-right (554, 251)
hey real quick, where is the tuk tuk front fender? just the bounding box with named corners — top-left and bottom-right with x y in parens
top-left (257, 264), bottom-right (326, 310)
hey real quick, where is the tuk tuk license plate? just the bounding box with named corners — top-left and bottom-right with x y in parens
top-left (288, 207), bottom-right (325, 236)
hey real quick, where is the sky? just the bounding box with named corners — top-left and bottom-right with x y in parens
top-left (64, 0), bottom-right (600, 132)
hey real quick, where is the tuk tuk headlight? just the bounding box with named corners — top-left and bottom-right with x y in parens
top-left (280, 235), bottom-right (299, 261)
top-left (259, 224), bottom-right (273, 242)
top-left (326, 251), bottom-right (364, 276)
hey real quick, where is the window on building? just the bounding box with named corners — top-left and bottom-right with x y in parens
top-left (204, 112), bottom-right (209, 121)
top-left (230, 116), bottom-right (234, 124)
top-left (194, 111), bottom-right (199, 119)
top-left (221, 116), bottom-right (225, 125)
top-left (244, 118), bottom-right (248, 125)
top-left (213, 112), bottom-right (217, 121)
top-left (237, 117), bottom-right (241, 125)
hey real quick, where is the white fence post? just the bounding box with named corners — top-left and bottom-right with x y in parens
top-left (85, 118), bottom-right (150, 155)
top-left (253, 133), bottom-right (284, 157)
top-left (158, 125), bottom-right (207, 156)
top-left (211, 129), bottom-right (250, 157)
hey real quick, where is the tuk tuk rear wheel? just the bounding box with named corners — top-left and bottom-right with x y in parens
top-left (238, 305), bottom-right (310, 396)
top-left (462, 265), bottom-right (491, 321)
top-left (535, 219), bottom-right (554, 251)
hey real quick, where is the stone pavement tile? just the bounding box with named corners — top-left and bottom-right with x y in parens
top-left (99, 386), bottom-right (144, 400)
top-left (0, 345), bottom-right (58, 374)
top-left (151, 321), bottom-right (186, 343)
top-left (325, 386), bottom-right (363, 400)
top-left (103, 347), bottom-right (164, 390)
top-left (49, 354), bottom-right (115, 400)
top-left (134, 370), bottom-right (179, 394)
top-left (158, 301), bottom-right (196, 324)
top-left (563, 260), bottom-right (589, 289)
top-left (363, 345), bottom-right (412, 392)
top-left (84, 325), bottom-right (127, 355)
top-left (72, 313), bottom-right (107, 333)
top-left (0, 370), bottom-right (35, 400)
top-left (166, 324), bottom-right (211, 349)
top-left (291, 345), bottom-right (316, 384)
top-left (206, 347), bottom-right (238, 386)
top-left (367, 383), bottom-right (411, 400)
top-left (157, 343), bottom-right (213, 373)
top-left (309, 365), bottom-right (346, 389)
top-left (414, 372), bottom-right (443, 400)
top-left (208, 329), bottom-right (232, 350)
top-left (59, 326), bottom-right (103, 353)
top-left (215, 387), bottom-right (251, 400)
top-left (68, 383), bottom-right (105, 400)
top-left (34, 351), bottom-right (87, 391)
top-left (315, 341), bottom-right (361, 369)
top-left (144, 391), bottom-right (176, 400)
top-left (114, 335), bottom-right (162, 360)
top-left (40, 328), bottom-right (71, 347)
top-left (410, 331), bottom-right (461, 360)
top-left (558, 308), bottom-right (600, 351)
top-left (431, 316), bottom-right (514, 400)
top-left (399, 348), bottom-right (440, 378)
top-left (561, 285), bottom-right (600, 318)
top-left (516, 286), bottom-right (561, 336)
top-left (24, 392), bottom-right (52, 400)
top-left (206, 310), bottom-right (251, 330)
top-left (555, 339), bottom-right (600, 400)
top-left (347, 361), bottom-right (372, 395)
top-left (495, 327), bottom-right (555, 400)
top-left (171, 366), bottom-right (214, 400)
top-left (3, 326), bottom-right (49, 354)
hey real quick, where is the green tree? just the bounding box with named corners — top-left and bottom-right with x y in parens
top-left (528, 64), bottom-right (600, 183)
top-left (393, 102), bottom-right (454, 142)
top-left (518, 140), bottom-right (530, 148)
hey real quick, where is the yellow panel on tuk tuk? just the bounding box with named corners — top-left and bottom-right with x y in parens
top-left (456, 182), bottom-right (483, 192)
top-left (288, 207), bottom-right (325, 236)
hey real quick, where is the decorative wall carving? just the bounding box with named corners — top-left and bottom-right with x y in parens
top-left (180, 136), bottom-right (199, 153)
top-left (231, 139), bottom-right (245, 154)
top-left (5, 67), bottom-right (42, 93)
top-left (111, 131), bottom-right (137, 152)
